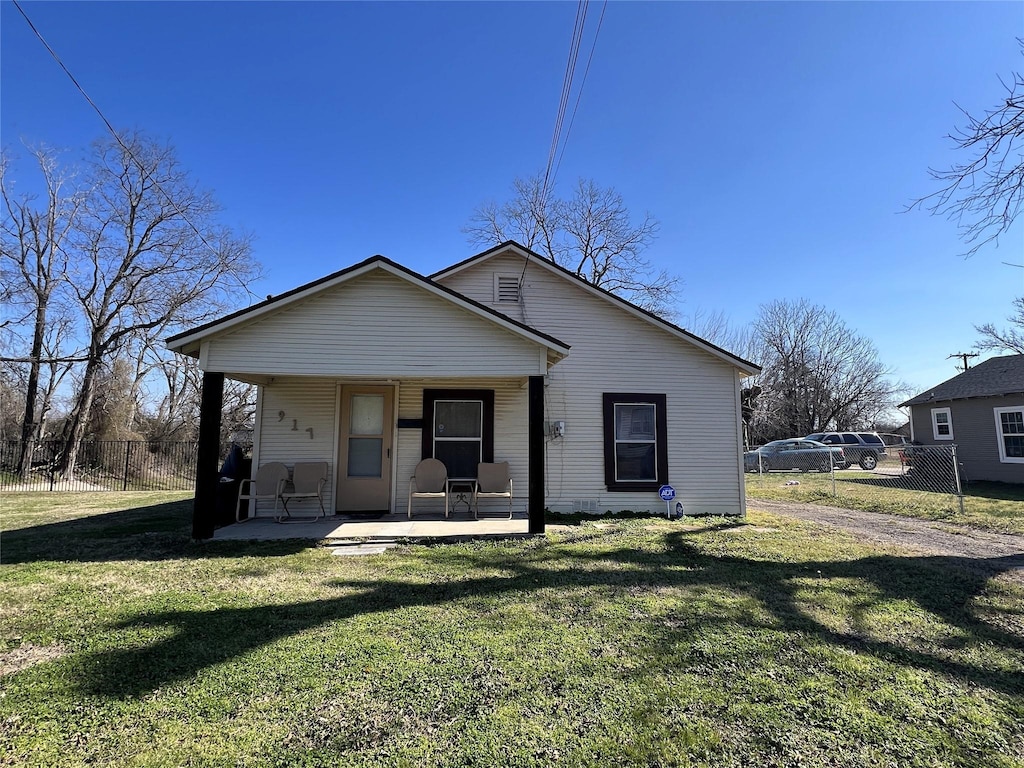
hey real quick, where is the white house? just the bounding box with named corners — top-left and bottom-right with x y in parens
top-left (167, 242), bottom-right (760, 538)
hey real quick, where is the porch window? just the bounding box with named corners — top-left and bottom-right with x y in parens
top-left (422, 389), bottom-right (494, 479)
top-left (994, 406), bottom-right (1024, 463)
top-left (602, 393), bottom-right (668, 491)
top-left (931, 407), bottom-right (953, 440)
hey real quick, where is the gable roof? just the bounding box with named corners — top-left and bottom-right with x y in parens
top-left (431, 241), bottom-right (761, 376)
top-left (166, 255), bottom-right (570, 359)
top-left (900, 354), bottom-right (1024, 407)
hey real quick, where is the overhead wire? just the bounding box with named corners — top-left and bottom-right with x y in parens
top-left (10, 0), bottom-right (262, 303)
top-left (542, 0), bottom-right (589, 201)
top-left (521, 0), bottom-right (608, 287)
top-left (552, 0), bottom-right (608, 184)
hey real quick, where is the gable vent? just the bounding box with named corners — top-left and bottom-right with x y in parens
top-left (495, 274), bottom-right (521, 303)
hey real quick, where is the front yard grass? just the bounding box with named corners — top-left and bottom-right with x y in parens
top-left (1, 492), bottom-right (1022, 767)
top-left (745, 472), bottom-right (1024, 535)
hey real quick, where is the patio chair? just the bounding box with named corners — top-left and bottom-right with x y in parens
top-left (278, 461), bottom-right (328, 522)
top-left (237, 462), bottom-right (289, 522)
top-left (472, 462), bottom-right (513, 519)
top-left (408, 458), bottom-right (449, 519)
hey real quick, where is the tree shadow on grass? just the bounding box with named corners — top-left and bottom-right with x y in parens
top-left (0, 500), bottom-right (312, 563)
top-left (71, 530), bottom-right (1024, 700)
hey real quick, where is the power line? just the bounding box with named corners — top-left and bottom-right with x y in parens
top-left (542, 1), bottom-right (590, 200)
top-left (522, 0), bottom-right (608, 288)
top-left (541, 0), bottom-right (609, 201)
top-left (10, 0), bottom-right (260, 302)
top-left (552, 1), bottom-right (608, 184)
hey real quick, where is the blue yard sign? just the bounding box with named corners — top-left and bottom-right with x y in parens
top-left (659, 485), bottom-right (676, 518)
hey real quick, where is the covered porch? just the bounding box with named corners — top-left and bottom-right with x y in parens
top-left (165, 257), bottom-right (570, 541)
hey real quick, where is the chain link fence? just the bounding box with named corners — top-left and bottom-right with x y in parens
top-left (0, 440), bottom-right (213, 492)
top-left (746, 443), bottom-right (966, 515)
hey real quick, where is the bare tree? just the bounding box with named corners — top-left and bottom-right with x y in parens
top-left (466, 175), bottom-right (562, 261)
top-left (0, 363), bottom-right (26, 441)
top-left (144, 352), bottom-right (204, 442)
top-left (466, 174), bottom-right (677, 315)
top-left (680, 307), bottom-right (753, 356)
top-left (748, 299), bottom-right (903, 443)
top-left (0, 145), bottom-right (86, 478)
top-left (138, 351), bottom-right (254, 446)
top-left (85, 357), bottom-right (145, 441)
top-left (975, 296), bottom-right (1024, 354)
top-left (910, 42), bottom-right (1024, 256)
top-left (55, 131), bottom-right (258, 478)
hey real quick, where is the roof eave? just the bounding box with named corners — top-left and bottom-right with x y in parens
top-left (433, 241), bottom-right (761, 376)
top-left (901, 389), bottom-right (1024, 407)
top-left (165, 255), bottom-right (570, 358)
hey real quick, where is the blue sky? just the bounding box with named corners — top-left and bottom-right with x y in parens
top-left (2, 1), bottom-right (1022, 396)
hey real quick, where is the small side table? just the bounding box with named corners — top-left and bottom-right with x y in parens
top-left (448, 480), bottom-right (476, 515)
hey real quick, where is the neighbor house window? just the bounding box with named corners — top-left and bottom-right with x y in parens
top-left (422, 389), bottom-right (494, 479)
top-left (931, 407), bottom-right (953, 440)
top-left (994, 406), bottom-right (1024, 463)
top-left (602, 393), bottom-right (668, 491)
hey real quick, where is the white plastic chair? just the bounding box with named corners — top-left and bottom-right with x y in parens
top-left (472, 462), bottom-right (513, 519)
top-left (407, 458), bottom-right (449, 519)
top-left (237, 462), bottom-right (289, 522)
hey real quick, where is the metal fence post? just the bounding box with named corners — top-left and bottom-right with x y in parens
top-left (122, 441), bottom-right (132, 491)
top-left (951, 444), bottom-right (965, 515)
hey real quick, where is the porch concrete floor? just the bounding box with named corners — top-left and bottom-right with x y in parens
top-left (212, 511), bottom-right (530, 542)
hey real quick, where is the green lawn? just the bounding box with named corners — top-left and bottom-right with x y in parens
top-left (1, 492), bottom-right (1022, 767)
top-left (745, 472), bottom-right (1024, 535)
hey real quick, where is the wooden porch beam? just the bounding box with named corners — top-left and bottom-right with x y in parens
top-left (193, 371), bottom-right (224, 540)
top-left (528, 375), bottom-right (545, 534)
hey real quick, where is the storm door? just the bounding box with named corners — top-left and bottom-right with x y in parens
top-left (337, 386), bottom-right (393, 512)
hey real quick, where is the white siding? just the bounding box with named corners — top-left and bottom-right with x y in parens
top-left (251, 378), bottom-right (338, 517)
top-left (398, 379), bottom-right (528, 515)
top-left (439, 252), bottom-right (747, 516)
top-left (205, 271), bottom-right (545, 377)
top-left (249, 375), bottom-right (529, 517)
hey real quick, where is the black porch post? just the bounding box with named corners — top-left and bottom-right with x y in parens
top-left (193, 371), bottom-right (224, 540)
top-left (528, 374), bottom-right (545, 534)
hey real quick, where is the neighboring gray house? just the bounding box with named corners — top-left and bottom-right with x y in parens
top-left (900, 354), bottom-right (1024, 485)
top-left (167, 242), bottom-right (760, 538)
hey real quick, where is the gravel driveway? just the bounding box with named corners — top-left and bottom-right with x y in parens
top-left (749, 498), bottom-right (1024, 583)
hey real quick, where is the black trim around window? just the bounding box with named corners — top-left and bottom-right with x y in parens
top-left (602, 393), bottom-right (668, 492)
top-left (422, 389), bottom-right (495, 478)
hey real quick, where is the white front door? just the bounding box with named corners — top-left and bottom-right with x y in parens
top-left (337, 386), bottom-right (393, 512)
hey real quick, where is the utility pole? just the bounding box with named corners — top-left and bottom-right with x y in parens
top-left (947, 352), bottom-right (979, 372)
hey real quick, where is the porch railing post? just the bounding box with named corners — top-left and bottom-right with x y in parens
top-left (193, 372), bottom-right (224, 540)
top-left (528, 375), bottom-right (545, 534)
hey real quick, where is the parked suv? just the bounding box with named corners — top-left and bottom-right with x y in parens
top-left (804, 432), bottom-right (888, 470)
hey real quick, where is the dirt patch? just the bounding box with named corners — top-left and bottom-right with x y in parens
top-left (0, 642), bottom-right (67, 676)
top-left (750, 499), bottom-right (1024, 583)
